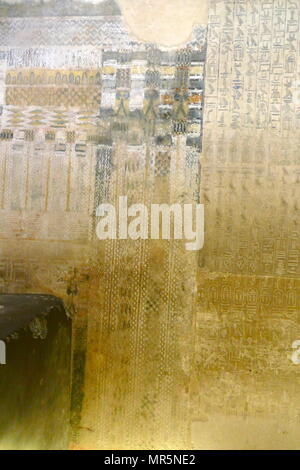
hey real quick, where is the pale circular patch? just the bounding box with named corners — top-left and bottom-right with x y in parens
top-left (118, 0), bottom-right (209, 48)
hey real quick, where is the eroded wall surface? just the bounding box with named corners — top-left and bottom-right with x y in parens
top-left (0, 0), bottom-right (300, 450)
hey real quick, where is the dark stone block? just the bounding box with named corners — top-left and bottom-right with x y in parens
top-left (0, 295), bottom-right (71, 450)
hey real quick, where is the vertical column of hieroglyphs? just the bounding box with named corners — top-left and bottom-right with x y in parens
top-left (193, 0), bottom-right (300, 450)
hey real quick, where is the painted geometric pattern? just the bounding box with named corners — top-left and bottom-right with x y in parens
top-left (0, 14), bottom-right (206, 449)
top-left (0, 19), bottom-right (206, 244)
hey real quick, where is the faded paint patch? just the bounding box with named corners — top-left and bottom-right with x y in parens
top-left (118, 0), bottom-right (209, 47)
